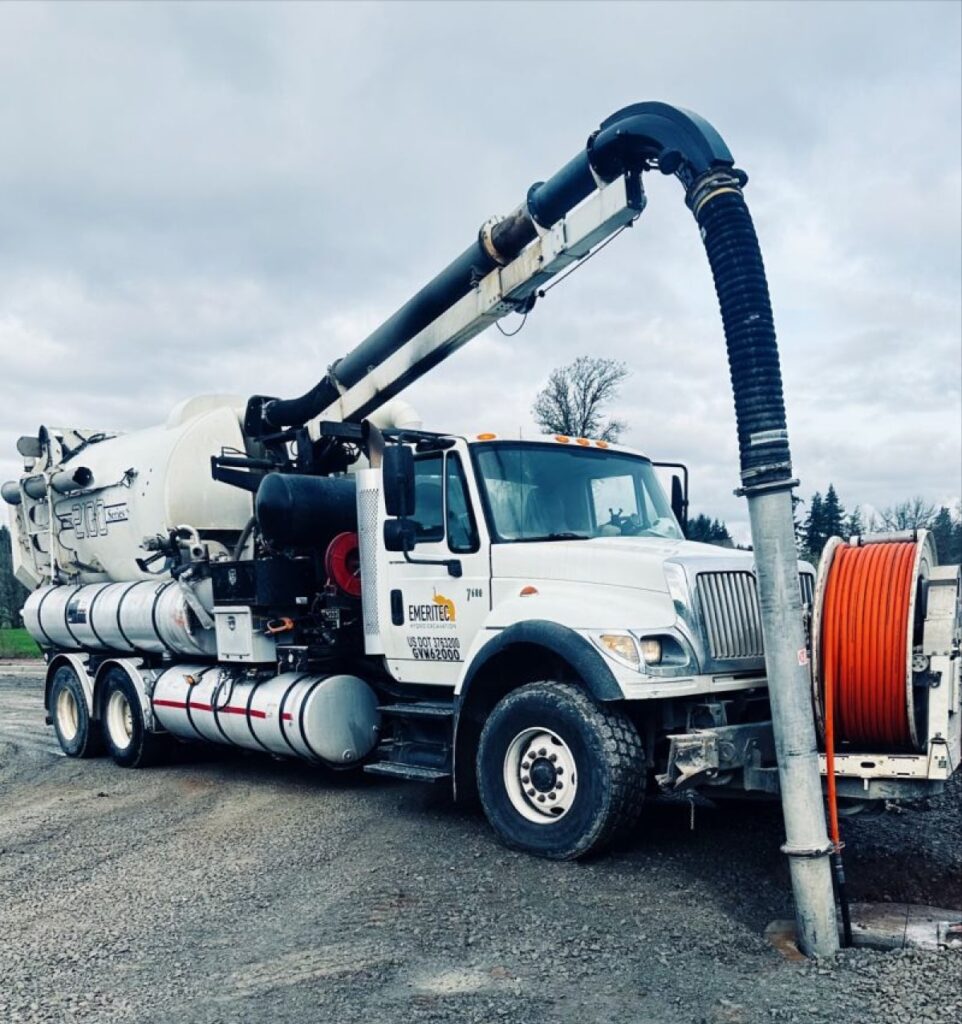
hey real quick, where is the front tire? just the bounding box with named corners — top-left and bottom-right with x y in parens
top-left (100, 668), bottom-right (169, 768)
top-left (476, 681), bottom-right (645, 860)
top-left (50, 665), bottom-right (102, 758)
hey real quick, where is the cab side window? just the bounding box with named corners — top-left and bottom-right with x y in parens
top-left (446, 454), bottom-right (479, 553)
top-left (411, 454), bottom-right (444, 543)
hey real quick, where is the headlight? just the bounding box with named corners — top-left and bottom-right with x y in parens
top-left (590, 631), bottom-right (689, 673)
top-left (638, 638), bottom-right (662, 665)
top-left (596, 632), bottom-right (640, 667)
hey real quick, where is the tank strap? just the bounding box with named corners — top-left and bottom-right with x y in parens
top-left (277, 674), bottom-right (312, 757)
top-left (85, 583), bottom-right (112, 650)
top-left (150, 580), bottom-right (179, 656)
top-left (61, 585), bottom-right (87, 649)
top-left (34, 586), bottom-right (59, 648)
top-left (244, 677), bottom-right (272, 753)
top-left (114, 582), bottom-right (142, 652)
top-left (183, 666), bottom-right (217, 740)
top-left (297, 677), bottom-right (328, 763)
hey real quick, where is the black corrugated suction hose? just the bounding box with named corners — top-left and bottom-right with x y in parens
top-left (695, 189), bottom-right (792, 488)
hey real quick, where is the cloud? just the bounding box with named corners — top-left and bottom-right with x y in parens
top-left (1, 1), bottom-right (959, 551)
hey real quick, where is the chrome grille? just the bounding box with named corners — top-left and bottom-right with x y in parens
top-left (697, 570), bottom-right (817, 661)
top-left (697, 572), bottom-right (763, 659)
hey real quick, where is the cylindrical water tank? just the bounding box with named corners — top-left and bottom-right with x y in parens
top-left (151, 664), bottom-right (380, 765)
top-left (255, 473), bottom-right (357, 550)
top-left (22, 580), bottom-right (217, 658)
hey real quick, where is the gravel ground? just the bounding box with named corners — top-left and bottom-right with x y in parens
top-left (0, 667), bottom-right (959, 1024)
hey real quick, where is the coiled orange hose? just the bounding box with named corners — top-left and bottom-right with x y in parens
top-left (819, 539), bottom-right (918, 946)
top-left (821, 541), bottom-right (917, 754)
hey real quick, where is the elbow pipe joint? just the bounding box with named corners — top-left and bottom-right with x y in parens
top-left (525, 101), bottom-right (738, 229)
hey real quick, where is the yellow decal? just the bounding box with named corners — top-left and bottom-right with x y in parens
top-left (432, 589), bottom-right (457, 622)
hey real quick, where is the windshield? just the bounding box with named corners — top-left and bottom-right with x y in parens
top-left (472, 442), bottom-right (683, 542)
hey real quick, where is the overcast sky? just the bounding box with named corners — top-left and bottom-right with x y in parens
top-left (1, 1), bottom-right (959, 543)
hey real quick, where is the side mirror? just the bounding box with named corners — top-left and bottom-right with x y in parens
top-left (383, 444), bottom-right (415, 518)
top-left (671, 474), bottom-right (688, 532)
top-left (384, 518), bottom-right (416, 553)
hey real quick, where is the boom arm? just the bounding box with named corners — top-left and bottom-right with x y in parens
top-left (307, 171), bottom-right (646, 437)
top-left (244, 103), bottom-right (738, 440)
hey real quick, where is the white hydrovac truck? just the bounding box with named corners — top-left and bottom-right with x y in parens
top-left (6, 102), bottom-right (959, 957)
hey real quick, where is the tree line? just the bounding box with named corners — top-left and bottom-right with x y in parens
top-left (688, 488), bottom-right (962, 564)
top-left (796, 486), bottom-right (962, 564)
top-left (0, 526), bottom-right (30, 629)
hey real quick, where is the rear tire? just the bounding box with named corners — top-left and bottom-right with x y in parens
top-left (50, 665), bottom-right (102, 758)
top-left (476, 681), bottom-right (645, 860)
top-left (100, 668), bottom-right (169, 768)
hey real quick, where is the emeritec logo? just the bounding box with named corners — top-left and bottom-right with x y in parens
top-left (409, 589), bottom-right (457, 623)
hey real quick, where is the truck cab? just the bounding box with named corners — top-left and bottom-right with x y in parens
top-left (370, 431), bottom-right (778, 702)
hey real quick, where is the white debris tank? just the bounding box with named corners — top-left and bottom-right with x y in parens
top-left (5, 396), bottom-right (253, 588)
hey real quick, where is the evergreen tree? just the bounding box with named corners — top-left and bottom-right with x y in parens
top-left (801, 491), bottom-right (826, 562)
top-left (822, 484), bottom-right (846, 542)
top-left (931, 505), bottom-right (962, 565)
top-left (843, 504), bottom-right (864, 540)
top-left (0, 525), bottom-right (29, 629)
top-left (685, 514), bottom-right (733, 547)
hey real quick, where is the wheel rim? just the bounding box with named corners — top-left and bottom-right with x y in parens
top-left (106, 689), bottom-right (134, 750)
top-left (55, 687), bottom-right (80, 742)
top-left (503, 726), bottom-right (578, 824)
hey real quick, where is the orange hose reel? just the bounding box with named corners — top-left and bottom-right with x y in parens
top-left (813, 532), bottom-right (935, 856)
top-left (814, 533), bottom-right (936, 756)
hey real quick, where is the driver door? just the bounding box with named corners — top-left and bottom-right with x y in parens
top-left (381, 447), bottom-right (490, 686)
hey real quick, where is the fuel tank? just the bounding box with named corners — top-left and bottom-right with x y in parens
top-left (152, 664), bottom-right (381, 765)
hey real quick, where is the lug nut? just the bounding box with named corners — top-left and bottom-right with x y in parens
top-left (556, 767), bottom-right (564, 775)
top-left (538, 748), bottom-right (546, 756)
top-left (548, 792), bottom-right (556, 800)
top-left (522, 761), bottom-right (530, 770)
top-left (537, 794), bottom-right (546, 803)
top-left (527, 788), bottom-right (535, 797)
top-left (549, 753), bottom-right (557, 763)
top-left (521, 775), bottom-right (529, 784)
top-left (556, 781), bottom-right (563, 789)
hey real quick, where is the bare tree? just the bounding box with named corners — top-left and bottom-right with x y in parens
top-left (868, 496), bottom-right (938, 532)
top-left (532, 356), bottom-right (629, 442)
